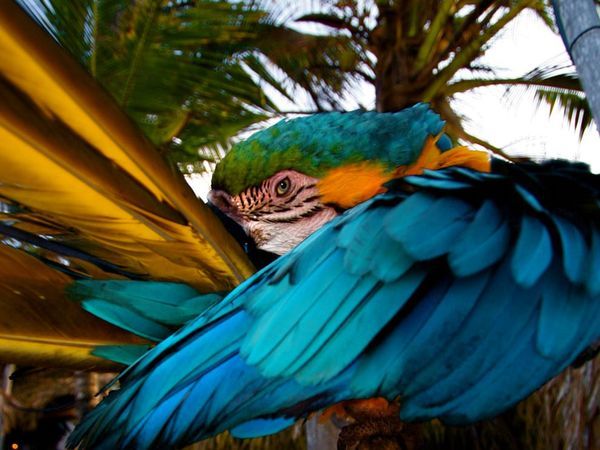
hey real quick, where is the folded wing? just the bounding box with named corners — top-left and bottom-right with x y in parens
top-left (70, 160), bottom-right (600, 448)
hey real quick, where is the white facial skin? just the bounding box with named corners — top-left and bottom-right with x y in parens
top-left (209, 170), bottom-right (338, 255)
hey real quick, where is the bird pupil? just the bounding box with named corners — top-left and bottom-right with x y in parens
top-left (277, 178), bottom-right (290, 195)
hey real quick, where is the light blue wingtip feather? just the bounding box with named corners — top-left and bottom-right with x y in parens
top-left (92, 345), bottom-right (152, 366)
top-left (82, 298), bottom-right (172, 341)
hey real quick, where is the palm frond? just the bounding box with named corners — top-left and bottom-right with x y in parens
top-left (445, 66), bottom-right (583, 95)
top-left (535, 88), bottom-right (593, 139)
top-left (16, 0), bottom-right (278, 167)
top-left (502, 65), bottom-right (594, 139)
top-left (443, 61), bottom-right (594, 141)
top-left (252, 25), bottom-right (366, 110)
top-left (529, 0), bottom-right (556, 31)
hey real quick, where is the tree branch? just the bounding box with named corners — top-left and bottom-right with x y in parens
top-left (423, 0), bottom-right (536, 102)
top-left (444, 74), bottom-right (583, 95)
top-left (413, 0), bottom-right (455, 72)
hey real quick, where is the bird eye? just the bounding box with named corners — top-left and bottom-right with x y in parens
top-left (276, 177), bottom-right (291, 196)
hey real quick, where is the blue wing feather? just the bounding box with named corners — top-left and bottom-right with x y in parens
top-left (70, 161), bottom-right (600, 450)
top-left (510, 215), bottom-right (553, 288)
top-left (82, 298), bottom-right (173, 341)
top-left (387, 196), bottom-right (472, 260)
top-left (586, 228), bottom-right (600, 296)
top-left (292, 269), bottom-right (426, 384)
top-left (448, 200), bottom-right (510, 276)
top-left (378, 271), bottom-right (492, 397)
top-left (553, 215), bottom-right (588, 283)
top-left (231, 418), bottom-right (296, 438)
top-left (404, 263), bottom-right (542, 412)
top-left (91, 344), bottom-right (152, 366)
top-left (351, 275), bottom-right (454, 397)
top-left (537, 264), bottom-right (596, 359)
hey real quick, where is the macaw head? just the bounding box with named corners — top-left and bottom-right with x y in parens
top-left (209, 104), bottom-right (488, 254)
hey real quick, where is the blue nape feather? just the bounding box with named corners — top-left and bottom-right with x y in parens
top-left (69, 160), bottom-right (600, 449)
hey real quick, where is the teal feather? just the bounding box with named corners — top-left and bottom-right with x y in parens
top-left (586, 228), bottom-right (600, 295)
top-left (292, 269), bottom-right (426, 384)
top-left (553, 215), bottom-right (588, 283)
top-left (368, 237), bottom-right (414, 282)
top-left (448, 200), bottom-right (510, 277)
top-left (69, 280), bottom-right (224, 340)
top-left (128, 311), bottom-right (248, 431)
top-left (257, 274), bottom-right (376, 380)
top-left (406, 264), bottom-right (541, 410)
top-left (342, 209), bottom-right (391, 276)
top-left (241, 251), bottom-right (350, 370)
top-left (91, 345), bottom-right (152, 366)
top-left (537, 265), bottom-right (591, 359)
top-left (69, 280), bottom-right (201, 305)
top-left (381, 272), bottom-right (492, 397)
top-left (351, 276), bottom-right (453, 397)
top-left (388, 196), bottom-right (472, 260)
top-left (420, 312), bottom-right (541, 423)
top-left (515, 184), bottom-right (545, 212)
top-left (445, 281), bottom-right (599, 423)
top-left (384, 191), bottom-right (437, 239)
top-left (510, 215), bottom-right (553, 288)
top-left (82, 298), bottom-right (172, 341)
top-left (405, 175), bottom-right (472, 190)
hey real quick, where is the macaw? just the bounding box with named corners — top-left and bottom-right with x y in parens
top-left (65, 103), bottom-right (600, 449)
top-left (0, 3), bottom-right (598, 450)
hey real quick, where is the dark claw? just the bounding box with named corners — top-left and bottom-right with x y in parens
top-left (337, 417), bottom-right (407, 450)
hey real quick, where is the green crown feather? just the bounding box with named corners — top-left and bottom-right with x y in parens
top-left (212, 103), bottom-right (450, 195)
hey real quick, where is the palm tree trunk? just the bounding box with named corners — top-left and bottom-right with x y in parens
top-left (372, 4), bottom-right (423, 112)
top-left (552, 0), bottom-right (600, 132)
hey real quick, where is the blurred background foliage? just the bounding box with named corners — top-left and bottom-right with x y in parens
top-left (17, 0), bottom-right (593, 169)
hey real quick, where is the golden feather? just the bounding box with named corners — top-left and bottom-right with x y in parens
top-left (0, 3), bottom-right (255, 368)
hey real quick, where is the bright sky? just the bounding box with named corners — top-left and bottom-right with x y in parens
top-left (455, 10), bottom-right (600, 170)
top-left (188, 9), bottom-right (600, 199)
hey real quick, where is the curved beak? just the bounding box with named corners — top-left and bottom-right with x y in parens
top-left (208, 189), bottom-right (242, 223)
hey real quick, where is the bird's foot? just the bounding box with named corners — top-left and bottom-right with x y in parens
top-left (337, 416), bottom-right (408, 450)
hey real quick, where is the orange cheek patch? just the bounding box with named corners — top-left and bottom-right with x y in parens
top-left (317, 138), bottom-right (491, 209)
top-left (317, 162), bottom-right (394, 209)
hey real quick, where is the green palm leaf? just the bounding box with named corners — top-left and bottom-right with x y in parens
top-left (17, 0), bottom-right (365, 169)
top-left (535, 88), bottom-right (593, 139)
